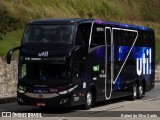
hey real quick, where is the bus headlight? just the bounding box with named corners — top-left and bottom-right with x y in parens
top-left (58, 85), bottom-right (78, 95)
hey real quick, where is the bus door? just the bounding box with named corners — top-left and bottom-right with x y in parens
top-left (88, 24), bottom-right (112, 100)
top-left (88, 23), bottom-right (106, 100)
top-left (105, 27), bottom-right (112, 100)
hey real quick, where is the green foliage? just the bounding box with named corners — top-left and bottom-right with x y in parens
top-left (0, 0), bottom-right (159, 23)
top-left (156, 41), bottom-right (160, 63)
top-left (0, 7), bottom-right (20, 40)
top-left (0, 28), bottom-right (22, 56)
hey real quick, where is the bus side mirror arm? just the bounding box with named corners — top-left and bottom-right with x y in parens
top-left (6, 46), bottom-right (21, 64)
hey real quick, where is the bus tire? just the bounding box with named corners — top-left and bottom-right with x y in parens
top-left (84, 89), bottom-right (93, 110)
top-left (137, 84), bottom-right (143, 99)
top-left (130, 83), bottom-right (137, 101)
top-left (17, 101), bottom-right (23, 106)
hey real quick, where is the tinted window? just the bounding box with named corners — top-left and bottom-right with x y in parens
top-left (105, 28), bottom-right (111, 45)
top-left (114, 29), bottom-right (137, 46)
top-left (91, 24), bottom-right (105, 46)
top-left (76, 23), bottom-right (91, 45)
top-left (23, 24), bottom-right (75, 44)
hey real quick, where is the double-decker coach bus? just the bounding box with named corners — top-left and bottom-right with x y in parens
top-left (6, 18), bottom-right (155, 109)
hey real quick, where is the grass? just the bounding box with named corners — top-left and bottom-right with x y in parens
top-left (156, 41), bottom-right (160, 63)
top-left (0, 0), bottom-right (160, 62)
top-left (0, 29), bottom-right (23, 57)
top-left (1, 0), bottom-right (159, 22)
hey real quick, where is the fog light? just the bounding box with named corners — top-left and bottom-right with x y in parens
top-left (60, 98), bottom-right (68, 104)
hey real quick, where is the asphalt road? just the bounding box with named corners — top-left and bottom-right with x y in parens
top-left (0, 83), bottom-right (160, 120)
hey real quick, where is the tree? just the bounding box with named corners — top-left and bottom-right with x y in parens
top-left (0, 8), bottom-right (20, 40)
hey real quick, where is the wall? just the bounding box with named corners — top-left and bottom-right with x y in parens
top-left (0, 58), bottom-right (18, 98)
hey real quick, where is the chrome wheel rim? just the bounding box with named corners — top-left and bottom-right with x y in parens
top-left (86, 92), bottom-right (92, 106)
top-left (133, 85), bottom-right (137, 98)
top-left (139, 86), bottom-right (143, 96)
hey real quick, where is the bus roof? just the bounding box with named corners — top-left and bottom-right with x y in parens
top-left (30, 18), bottom-right (153, 31)
top-left (30, 18), bottom-right (94, 24)
top-left (95, 20), bottom-right (153, 31)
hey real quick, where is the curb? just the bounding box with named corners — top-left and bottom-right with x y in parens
top-left (0, 97), bottom-right (16, 104)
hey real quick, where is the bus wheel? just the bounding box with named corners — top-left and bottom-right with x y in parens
top-left (84, 90), bottom-right (93, 110)
top-left (130, 83), bottom-right (137, 101)
top-left (137, 84), bottom-right (143, 99)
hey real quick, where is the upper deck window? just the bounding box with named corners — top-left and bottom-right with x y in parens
top-left (76, 23), bottom-right (92, 45)
top-left (23, 24), bottom-right (75, 44)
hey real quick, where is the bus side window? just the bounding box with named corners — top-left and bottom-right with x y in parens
top-left (90, 25), bottom-right (105, 47)
top-left (127, 32), bottom-right (131, 46)
top-left (146, 32), bottom-right (153, 47)
top-left (139, 32), bottom-right (144, 46)
top-left (92, 34), bottom-right (105, 45)
top-left (114, 30), bottom-right (128, 46)
top-left (150, 32), bottom-right (154, 47)
top-left (137, 31), bottom-right (143, 46)
top-left (106, 29), bottom-right (111, 45)
top-left (144, 32), bottom-right (148, 46)
top-left (113, 30), bottom-right (119, 46)
top-left (114, 30), bottom-right (138, 46)
top-left (127, 32), bottom-right (132, 46)
top-left (76, 23), bottom-right (91, 45)
top-left (119, 30), bottom-right (127, 46)
top-left (130, 32), bottom-right (134, 46)
top-left (121, 30), bottom-right (126, 46)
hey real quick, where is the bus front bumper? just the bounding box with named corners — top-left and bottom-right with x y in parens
top-left (17, 92), bottom-right (73, 107)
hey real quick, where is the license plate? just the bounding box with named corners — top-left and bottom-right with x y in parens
top-left (37, 102), bottom-right (45, 106)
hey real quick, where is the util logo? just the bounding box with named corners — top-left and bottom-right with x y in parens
top-left (136, 48), bottom-right (151, 76)
top-left (38, 51), bottom-right (48, 57)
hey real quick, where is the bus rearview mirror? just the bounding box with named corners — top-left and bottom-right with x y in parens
top-left (6, 46), bottom-right (20, 64)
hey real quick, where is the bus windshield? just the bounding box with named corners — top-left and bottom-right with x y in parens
top-left (23, 24), bottom-right (75, 44)
top-left (19, 61), bottom-right (70, 84)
